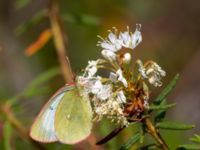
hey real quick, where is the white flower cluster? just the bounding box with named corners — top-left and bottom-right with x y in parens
top-left (77, 24), bottom-right (166, 127)
top-left (137, 60), bottom-right (166, 87)
top-left (97, 24), bottom-right (142, 62)
top-left (92, 97), bottom-right (128, 126)
top-left (77, 58), bottom-right (128, 126)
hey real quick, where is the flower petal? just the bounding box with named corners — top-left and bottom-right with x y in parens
top-left (101, 50), bottom-right (116, 62)
top-left (130, 24), bottom-right (142, 49)
top-left (116, 90), bottom-right (126, 103)
top-left (116, 69), bottom-right (128, 87)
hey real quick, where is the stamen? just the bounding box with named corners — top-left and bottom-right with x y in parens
top-left (136, 24), bottom-right (142, 31)
top-left (126, 26), bottom-right (130, 32)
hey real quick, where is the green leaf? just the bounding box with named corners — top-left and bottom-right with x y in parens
top-left (152, 74), bottom-right (179, 123)
top-left (62, 13), bottom-right (100, 26)
top-left (154, 110), bottom-right (166, 123)
top-left (156, 121), bottom-right (195, 130)
top-left (190, 135), bottom-right (200, 144)
top-left (139, 128), bottom-right (145, 144)
top-left (177, 144), bottom-right (200, 150)
top-left (154, 99), bottom-right (167, 123)
top-left (23, 86), bottom-right (50, 98)
top-left (119, 132), bottom-right (140, 150)
top-left (15, 9), bottom-right (47, 35)
top-left (9, 67), bottom-right (60, 105)
top-left (27, 67), bottom-right (59, 88)
top-left (81, 14), bottom-right (100, 25)
top-left (3, 121), bottom-right (13, 150)
top-left (139, 144), bottom-right (157, 150)
top-left (154, 74), bottom-right (179, 105)
top-left (149, 103), bottom-right (176, 110)
top-left (15, 0), bottom-right (31, 9)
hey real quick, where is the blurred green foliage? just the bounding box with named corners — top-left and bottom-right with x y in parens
top-left (15, 0), bottom-right (31, 9)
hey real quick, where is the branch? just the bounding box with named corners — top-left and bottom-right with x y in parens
top-left (48, 1), bottom-right (102, 149)
top-left (144, 117), bottom-right (169, 150)
top-left (48, 0), bottom-right (74, 83)
top-left (0, 103), bottom-right (46, 150)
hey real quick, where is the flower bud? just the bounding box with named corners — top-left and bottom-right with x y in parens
top-left (101, 50), bottom-right (116, 62)
top-left (122, 53), bottom-right (131, 64)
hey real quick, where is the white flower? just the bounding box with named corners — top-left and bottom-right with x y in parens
top-left (109, 72), bottom-right (118, 83)
top-left (146, 62), bottom-right (166, 87)
top-left (137, 60), bottom-right (148, 78)
top-left (91, 80), bottom-right (112, 101)
top-left (109, 69), bottom-right (128, 87)
top-left (97, 28), bottom-right (122, 52)
top-left (84, 59), bottom-right (100, 77)
top-left (119, 31), bottom-right (131, 48)
top-left (93, 98), bottom-right (128, 126)
top-left (122, 52), bottom-right (131, 64)
top-left (77, 76), bottom-right (101, 95)
top-left (101, 50), bottom-right (116, 62)
top-left (147, 63), bottom-right (166, 77)
top-left (116, 69), bottom-right (128, 87)
top-left (98, 25), bottom-right (142, 64)
top-left (119, 24), bottom-right (142, 49)
top-left (130, 24), bottom-right (142, 49)
top-left (137, 60), bottom-right (166, 87)
top-left (116, 90), bottom-right (126, 103)
top-left (96, 84), bottom-right (112, 101)
top-left (91, 80), bottom-right (103, 94)
top-left (98, 25), bottom-right (142, 53)
top-left (78, 75), bottom-right (112, 101)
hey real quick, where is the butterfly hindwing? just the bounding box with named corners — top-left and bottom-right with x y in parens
top-left (55, 88), bottom-right (93, 144)
top-left (30, 85), bottom-right (75, 143)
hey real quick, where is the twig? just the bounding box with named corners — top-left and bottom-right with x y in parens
top-left (48, 0), bottom-right (74, 83)
top-left (0, 103), bottom-right (46, 150)
top-left (144, 117), bottom-right (169, 150)
top-left (48, 0), bottom-right (102, 149)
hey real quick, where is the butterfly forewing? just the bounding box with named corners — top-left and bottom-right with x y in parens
top-left (55, 88), bottom-right (93, 144)
top-left (30, 85), bottom-right (75, 143)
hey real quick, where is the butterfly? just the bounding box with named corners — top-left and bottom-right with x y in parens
top-left (29, 83), bottom-right (93, 144)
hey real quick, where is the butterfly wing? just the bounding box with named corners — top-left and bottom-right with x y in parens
top-left (55, 88), bottom-right (93, 144)
top-left (30, 84), bottom-right (75, 143)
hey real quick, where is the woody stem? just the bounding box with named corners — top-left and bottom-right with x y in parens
top-left (144, 117), bottom-right (169, 150)
top-left (48, 0), bottom-right (74, 83)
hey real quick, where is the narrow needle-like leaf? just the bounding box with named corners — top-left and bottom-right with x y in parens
top-left (154, 74), bottom-right (180, 105)
top-left (3, 121), bottom-right (13, 150)
top-left (156, 121), bottom-right (195, 130)
top-left (177, 144), bottom-right (200, 150)
top-left (190, 134), bottom-right (200, 143)
top-left (149, 103), bottom-right (176, 110)
top-left (119, 132), bottom-right (140, 150)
